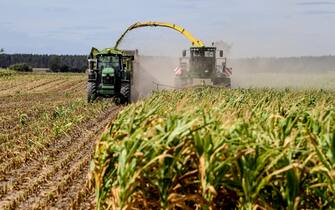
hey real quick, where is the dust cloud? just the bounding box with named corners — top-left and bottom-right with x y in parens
top-left (131, 55), bottom-right (179, 101)
top-left (129, 54), bottom-right (335, 100)
top-left (128, 44), bottom-right (335, 102)
top-left (231, 57), bottom-right (335, 89)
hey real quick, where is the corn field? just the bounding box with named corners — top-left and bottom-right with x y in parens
top-left (92, 87), bottom-right (335, 210)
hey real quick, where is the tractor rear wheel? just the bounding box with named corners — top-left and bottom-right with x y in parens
top-left (120, 83), bottom-right (130, 104)
top-left (87, 82), bottom-right (97, 102)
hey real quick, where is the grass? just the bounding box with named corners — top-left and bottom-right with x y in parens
top-left (92, 87), bottom-right (335, 210)
top-left (0, 69), bottom-right (17, 78)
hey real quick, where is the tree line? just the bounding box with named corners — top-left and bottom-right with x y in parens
top-left (0, 54), bottom-right (87, 72)
top-left (0, 52), bottom-right (334, 73)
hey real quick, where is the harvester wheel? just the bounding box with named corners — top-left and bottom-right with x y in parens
top-left (224, 78), bottom-right (232, 88)
top-left (212, 77), bottom-right (231, 88)
top-left (87, 82), bottom-right (97, 102)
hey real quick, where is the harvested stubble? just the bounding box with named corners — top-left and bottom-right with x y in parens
top-left (92, 87), bottom-right (335, 210)
top-left (0, 71), bottom-right (120, 209)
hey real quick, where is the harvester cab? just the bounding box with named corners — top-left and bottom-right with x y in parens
top-left (190, 47), bottom-right (216, 78)
top-left (87, 48), bottom-right (135, 104)
top-left (177, 46), bottom-right (231, 87)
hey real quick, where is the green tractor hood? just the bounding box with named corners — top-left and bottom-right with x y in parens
top-left (102, 67), bottom-right (114, 76)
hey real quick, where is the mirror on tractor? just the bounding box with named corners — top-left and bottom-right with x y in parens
top-left (88, 59), bottom-right (96, 70)
top-left (219, 50), bottom-right (224, 57)
top-left (182, 50), bottom-right (186, 57)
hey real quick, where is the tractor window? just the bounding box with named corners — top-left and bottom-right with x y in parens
top-left (192, 50), bottom-right (201, 57)
top-left (98, 56), bottom-right (120, 70)
top-left (204, 51), bottom-right (214, 57)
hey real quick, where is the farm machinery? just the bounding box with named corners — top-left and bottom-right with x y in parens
top-left (87, 21), bottom-right (232, 103)
top-left (87, 48), bottom-right (135, 103)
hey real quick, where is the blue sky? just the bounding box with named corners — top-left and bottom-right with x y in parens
top-left (0, 0), bottom-right (334, 57)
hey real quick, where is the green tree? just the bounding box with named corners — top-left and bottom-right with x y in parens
top-left (59, 64), bottom-right (69, 72)
top-left (9, 63), bottom-right (33, 72)
top-left (48, 56), bottom-right (61, 72)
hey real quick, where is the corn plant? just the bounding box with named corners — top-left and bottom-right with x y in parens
top-left (92, 87), bottom-right (335, 209)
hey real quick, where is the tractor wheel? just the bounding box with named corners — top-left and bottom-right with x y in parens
top-left (120, 83), bottom-right (130, 104)
top-left (87, 82), bottom-right (97, 102)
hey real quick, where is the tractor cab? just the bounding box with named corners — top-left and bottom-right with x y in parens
top-left (87, 48), bottom-right (134, 103)
top-left (98, 55), bottom-right (120, 91)
top-left (177, 46), bottom-right (231, 87)
top-left (189, 47), bottom-right (217, 78)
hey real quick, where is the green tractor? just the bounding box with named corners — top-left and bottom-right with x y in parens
top-left (87, 47), bottom-right (135, 104)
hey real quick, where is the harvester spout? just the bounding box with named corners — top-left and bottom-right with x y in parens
top-left (114, 21), bottom-right (205, 49)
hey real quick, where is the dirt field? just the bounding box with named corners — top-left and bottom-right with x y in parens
top-left (0, 71), bottom-right (119, 209)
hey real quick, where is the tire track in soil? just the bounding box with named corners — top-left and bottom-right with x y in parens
top-left (32, 79), bottom-right (71, 93)
top-left (0, 106), bottom-right (120, 210)
top-left (0, 79), bottom-right (43, 94)
top-left (42, 80), bottom-right (83, 93)
top-left (25, 79), bottom-right (62, 92)
top-left (0, 87), bottom-right (84, 108)
top-left (62, 81), bottom-right (86, 93)
top-left (0, 78), bottom-right (62, 96)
